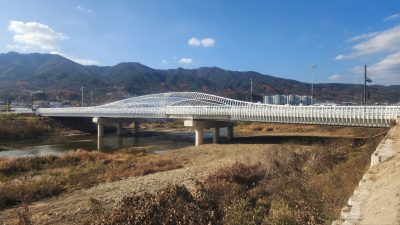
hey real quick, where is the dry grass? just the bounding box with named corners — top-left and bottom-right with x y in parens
top-left (0, 150), bottom-right (182, 209)
top-left (236, 122), bottom-right (388, 138)
top-left (86, 136), bottom-right (381, 224)
top-left (236, 122), bottom-right (318, 132)
top-left (0, 114), bottom-right (52, 140)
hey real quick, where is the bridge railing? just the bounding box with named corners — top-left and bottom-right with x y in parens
top-left (38, 105), bottom-right (400, 127)
top-left (37, 107), bottom-right (163, 118)
top-left (166, 105), bottom-right (400, 127)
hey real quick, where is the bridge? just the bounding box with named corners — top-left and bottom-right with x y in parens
top-left (38, 92), bottom-right (400, 146)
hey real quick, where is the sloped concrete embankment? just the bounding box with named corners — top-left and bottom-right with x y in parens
top-left (333, 121), bottom-right (400, 225)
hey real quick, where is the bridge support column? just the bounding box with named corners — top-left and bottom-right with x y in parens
top-left (134, 122), bottom-right (140, 134)
top-left (195, 127), bottom-right (204, 146)
top-left (93, 117), bottom-right (143, 137)
top-left (213, 127), bottom-right (220, 144)
top-left (97, 123), bottom-right (104, 137)
top-left (117, 123), bottom-right (123, 136)
top-left (227, 126), bottom-right (234, 140)
top-left (184, 120), bottom-right (236, 146)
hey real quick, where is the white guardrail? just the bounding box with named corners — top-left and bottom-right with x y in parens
top-left (38, 105), bottom-right (400, 127)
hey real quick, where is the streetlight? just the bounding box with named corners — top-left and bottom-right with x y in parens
top-left (250, 78), bottom-right (253, 103)
top-left (311, 64), bottom-right (317, 105)
top-left (364, 65), bottom-right (372, 106)
top-left (80, 86), bottom-right (85, 107)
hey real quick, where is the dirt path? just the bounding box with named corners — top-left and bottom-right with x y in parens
top-left (356, 125), bottom-right (400, 224)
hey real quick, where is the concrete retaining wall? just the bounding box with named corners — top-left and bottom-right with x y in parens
top-left (333, 120), bottom-right (399, 225)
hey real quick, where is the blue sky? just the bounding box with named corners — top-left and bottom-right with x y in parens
top-left (1, 1), bottom-right (399, 85)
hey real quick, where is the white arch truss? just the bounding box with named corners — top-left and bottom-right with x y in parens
top-left (37, 92), bottom-right (400, 127)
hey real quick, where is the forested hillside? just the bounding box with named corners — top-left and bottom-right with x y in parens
top-left (0, 52), bottom-right (399, 105)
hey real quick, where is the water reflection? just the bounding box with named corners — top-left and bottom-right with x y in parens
top-left (0, 131), bottom-right (207, 158)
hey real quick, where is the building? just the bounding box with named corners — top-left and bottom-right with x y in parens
top-left (264, 96), bottom-right (274, 104)
top-left (263, 94), bottom-right (312, 105)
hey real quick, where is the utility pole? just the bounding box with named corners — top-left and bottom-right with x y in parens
top-left (91, 91), bottom-right (93, 107)
top-left (80, 86), bottom-right (85, 107)
top-left (364, 65), bottom-right (372, 106)
top-left (250, 78), bottom-right (253, 103)
top-left (311, 64), bottom-right (316, 106)
top-left (6, 99), bottom-right (8, 113)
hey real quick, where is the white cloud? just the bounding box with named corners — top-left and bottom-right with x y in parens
top-left (188, 37), bottom-right (215, 47)
top-left (346, 32), bottom-right (380, 42)
top-left (335, 25), bottom-right (400, 60)
top-left (328, 74), bottom-right (348, 80)
top-left (188, 38), bottom-right (201, 46)
top-left (162, 59), bottom-right (167, 63)
top-left (173, 56), bottom-right (177, 60)
top-left (348, 66), bottom-right (364, 74)
top-left (383, 13), bottom-right (400, 22)
top-left (201, 38), bottom-right (215, 47)
top-left (179, 58), bottom-right (193, 63)
top-left (50, 51), bottom-right (100, 65)
top-left (348, 52), bottom-right (400, 85)
top-left (335, 54), bottom-right (356, 60)
top-left (77, 6), bottom-right (92, 13)
top-left (366, 52), bottom-right (400, 84)
top-left (6, 45), bottom-right (32, 51)
top-left (7, 21), bottom-right (68, 50)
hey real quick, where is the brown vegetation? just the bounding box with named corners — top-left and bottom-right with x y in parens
top-left (0, 150), bottom-right (182, 209)
top-left (236, 122), bottom-right (315, 132)
top-left (0, 114), bottom-right (53, 140)
top-left (236, 122), bottom-right (388, 137)
top-left (86, 137), bottom-right (381, 224)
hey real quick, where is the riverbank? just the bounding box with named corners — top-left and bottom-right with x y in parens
top-left (0, 114), bottom-right (53, 141)
top-left (0, 125), bottom-right (386, 224)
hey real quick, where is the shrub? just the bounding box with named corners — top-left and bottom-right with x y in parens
top-left (205, 162), bottom-right (265, 189)
top-left (87, 136), bottom-right (381, 224)
top-left (0, 115), bottom-right (53, 140)
top-left (87, 185), bottom-right (218, 225)
top-left (0, 150), bottom-right (182, 209)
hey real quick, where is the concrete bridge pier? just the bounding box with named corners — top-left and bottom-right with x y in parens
top-left (185, 120), bottom-right (236, 146)
top-left (213, 127), bottom-right (220, 144)
top-left (117, 123), bottom-right (123, 136)
top-left (134, 122), bottom-right (140, 135)
top-left (98, 124), bottom-right (104, 137)
top-left (93, 117), bottom-right (144, 138)
top-left (227, 126), bottom-right (234, 140)
top-left (195, 127), bottom-right (204, 146)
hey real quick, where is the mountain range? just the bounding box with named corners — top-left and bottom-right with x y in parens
top-left (0, 51), bottom-right (399, 104)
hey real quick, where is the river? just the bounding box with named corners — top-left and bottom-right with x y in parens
top-left (0, 129), bottom-right (227, 158)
